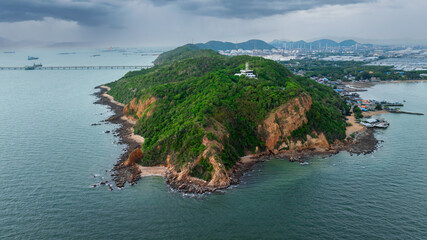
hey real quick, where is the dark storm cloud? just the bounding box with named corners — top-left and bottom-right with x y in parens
top-left (0, 0), bottom-right (374, 26)
top-left (149, 0), bottom-right (374, 18)
top-left (0, 0), bottom-right (120, 26)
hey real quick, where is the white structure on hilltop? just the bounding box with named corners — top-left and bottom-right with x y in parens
top-left (235, 62), bottom-right (257, 78)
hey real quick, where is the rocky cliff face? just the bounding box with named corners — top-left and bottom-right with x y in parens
top-left (257, 93), bottom-right (331, 153)
top-left (165, 93), bottom-right (334, 193)
top-left (117, 93), bottom-right (334, 193)
top-left (166, 123), bottom-right (231, 193)
top-left (259, 93), bottom-right (311, 150)
top-left (123, 96), bottom-right (156, 121)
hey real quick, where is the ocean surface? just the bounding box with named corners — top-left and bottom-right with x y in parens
top-left (0, 49), bottom-right (426, 239)
top-left (369, 57), bottom-right (427, 71)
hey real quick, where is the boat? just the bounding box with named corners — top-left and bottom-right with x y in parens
top-left (91, 54), bottom-right (100, 57)
top-left (3, 51), bottom-right (15, 54)
top-left (380, 101), bottom-right (404, 107)
top-left (24, 66), bottom-right (34, 70)
top-left (360, 118), bottom-right (389, 128)
top-left (375, 122), bottom-right (389, 128)
top-left (28, 56), bottom-right (39, 60)
top-left (360, 122), bottom-right (373, 128)
top-left (24, 63), bottom-right (43, 70)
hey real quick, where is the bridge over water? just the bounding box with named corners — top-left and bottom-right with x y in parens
top-left (0, 65), bottom-right (153, 70)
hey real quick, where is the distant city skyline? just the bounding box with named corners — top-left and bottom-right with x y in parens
top-left (0, 0), bottom-right (426, 47)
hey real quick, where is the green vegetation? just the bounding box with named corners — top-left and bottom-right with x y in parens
top-left (106, 44), bottom-right (348, 177)
top-left (283, 59), bottom-right (427, 81)
top-left (153, 44), bottom-right (218, 65)
top-left (190, 157), bottom-right (213, 181)
top-left (288, 75), bottom-right (349, 143)
top-left (196, 39), bottom-right (274, 51)
top-left (353, 106), bottom-right (363, 119)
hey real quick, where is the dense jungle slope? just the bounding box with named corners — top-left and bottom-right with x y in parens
top-left (106, 44), bottom-right (348, 187)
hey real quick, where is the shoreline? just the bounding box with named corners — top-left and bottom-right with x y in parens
top-left (346, 113), bottom-right (366, 136)
top-left (94, 85), bottom-right (165, 188)
top-left (231, 127), bottom-right (378, 182)
top-left (95, 85), bottom-right (379, 193)
top-left (362, 110), bottom-right (389, 117)
top-left (100, 86), bottom-right (145, 145)
top-left (166, 124), bottom-right (379, 194)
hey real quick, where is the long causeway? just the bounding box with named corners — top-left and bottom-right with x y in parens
top-left (0, 65), bottom-right (152, 70)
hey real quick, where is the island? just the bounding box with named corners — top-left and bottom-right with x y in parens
top-left (95, 44), bottom-right (377, 193)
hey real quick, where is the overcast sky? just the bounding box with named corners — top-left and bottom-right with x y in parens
top-left (0, 0), bottom-right (426, 47)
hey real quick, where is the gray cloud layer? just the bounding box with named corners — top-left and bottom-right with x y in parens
top-left (0, 0), bottom-right (120, 26)
top-left (149, 0), bottom-right (373, 18)
top-left (0, 0), bottom-right (426, 47)
top-left (0, 0), bottom-right (374, 26)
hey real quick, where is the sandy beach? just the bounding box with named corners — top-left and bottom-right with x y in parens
top-left (99, 86), bottom-right (125, 107)
top-left (138, 166), bottom-right (168, 177)
top-left (346, 113), bottom-right (366, 137)
top-left (100, 85), bottom-right (145, 145)
top-left (345, 110), bottom-right (392, 136)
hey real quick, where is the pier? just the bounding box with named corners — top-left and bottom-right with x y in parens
top-left (388, 110), bottom-right (424, 115)
top-left (0, 65), bottom-right (153, 71)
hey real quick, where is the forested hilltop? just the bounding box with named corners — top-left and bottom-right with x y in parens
top-left (106, 44), bottom-right (349, 191)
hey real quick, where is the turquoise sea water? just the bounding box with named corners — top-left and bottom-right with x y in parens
top-left (0, 50), bottom-right (426, 239)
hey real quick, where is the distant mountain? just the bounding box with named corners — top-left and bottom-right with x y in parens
top-left (339, 40), bottom-right (358, 47)
top-left (196, 41), bottom-right (236, 51)
top-left (269, 39), bottom-right (288, 48)
top-left (196, 39), bottom-right (275, 51)
top-left (269, 40), bottom-right (286, 48)
top-left (269, 39), bottom-right (365, 49)
top-left (153, 44), bottom-right (218, 65)
top-left (311, 39), bottom-right (339, 48)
